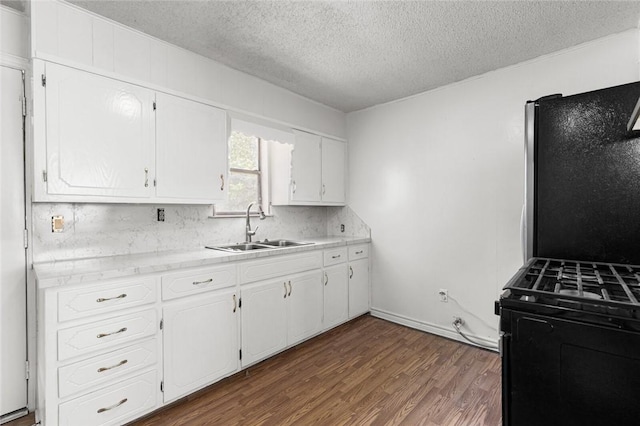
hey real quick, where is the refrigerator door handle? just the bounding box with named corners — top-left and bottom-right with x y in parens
top-left (520, 204), bottom-right (526, 265)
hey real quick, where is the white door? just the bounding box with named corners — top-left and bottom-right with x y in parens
top-left (323, 265), bottom-right (349, 330)
top-left (287, 271), bottom-right (323, 346)
top-left (349, 259), bottom-right (370, 318)
top-left (43, 62), bottom-right (155, 198)
top-left (155, 93), bottom-right (227, 202)
top-left (321, 138), bottom-right (346, 204)
top-left (163, 289), bottom-right (238, 402)
top-left (0, 65), bottom-right (28, 417)
top-left (290, 130), bottom-right (321, 202)
top-left (241, 279), bottom-right (287, 367)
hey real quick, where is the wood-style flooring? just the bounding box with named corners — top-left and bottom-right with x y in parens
top-left (5, 315), bottom-right (501, 426)
top-left (132, 315), bottom-right (501, 426)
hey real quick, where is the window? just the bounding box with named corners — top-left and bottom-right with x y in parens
top-left (214, 131), bottom-right (266, 216)
top-left (214, 118), bottom-right (292, 217)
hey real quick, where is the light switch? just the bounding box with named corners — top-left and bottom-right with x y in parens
top-left (51, 216), bottom-right (64, 233)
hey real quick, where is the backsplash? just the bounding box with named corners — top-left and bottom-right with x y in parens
top-left (31, 204), bottom-right (369, 263)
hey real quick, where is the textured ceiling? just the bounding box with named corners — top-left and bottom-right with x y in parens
top-left (68, 1), bottom-right (640, 112)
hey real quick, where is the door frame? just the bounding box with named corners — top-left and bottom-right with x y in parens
top-left (1, 53), bottom-right (36, 419)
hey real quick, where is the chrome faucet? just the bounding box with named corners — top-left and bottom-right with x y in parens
top-left (245, 202), bottom-right (266, 242)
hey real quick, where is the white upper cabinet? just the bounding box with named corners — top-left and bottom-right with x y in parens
top-left (155, 92), bottom-right (227, 202)
top-left (271, 130), bottom-right (346, 206)
top-left (41, 61), bottom-right (155, 199)
top-left (33, 60), bottom-right (229, 204)
top-left (290, 130), bottom-right (322, 203)
top-left (321, 137), bottom-right (346, 204)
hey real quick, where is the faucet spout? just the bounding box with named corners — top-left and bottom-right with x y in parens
top-left (245, 202), bottom-right (257, 242)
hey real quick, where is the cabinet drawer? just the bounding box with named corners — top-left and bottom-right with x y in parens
top-left (58, 370), bottom-right (157, 426)
top-left (239, 251), bottom-right (322, 284)
top-left (58, 309), bottom-right (157, 361)
top-left (323, 247), bottom-right (347, 266)
top-left (57, 276), bottom-right (158, 322)
top-left (348, 245), bottom-right (369, 261)
top-left (58, 339), bottom-right (157, 398)
top-left (162, 265), bottom-right (236, 300)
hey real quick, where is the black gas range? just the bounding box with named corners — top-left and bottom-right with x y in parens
top-left (497, 257), bottom-right (640, 426)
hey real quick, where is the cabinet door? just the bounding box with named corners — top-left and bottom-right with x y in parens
top-left (290, 130), bottom-right (321, 202)
top-left (323, 265), bottom-right (349, 330)
top-left (44, 62), bottom-right (154, 198)
top-left (155, 93), bottom-right (227, 202)
top-left (163, 289), bottom-right (238, 402)
top-left (321, 138), bottom-right (346, 204)
top-left (349, 259), bottom-right (370, 318)
top-left (287, 270), bottom-right (323, 345)
top-left (241, 279), bottom-right (288, 367)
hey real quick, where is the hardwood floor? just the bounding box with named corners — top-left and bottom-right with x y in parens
top-left (132, 315), bottom-right (501, 426)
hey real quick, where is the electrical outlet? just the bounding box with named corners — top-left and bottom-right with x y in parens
top-left (340, 224), bottom-right (345, 233)
top-left (438, 289), bottom-right (448, 302)
top-left (157, 208), bottom-right (165, 222)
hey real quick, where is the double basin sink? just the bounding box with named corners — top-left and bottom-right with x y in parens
top-left (206, 239), bottom-right (314, 253)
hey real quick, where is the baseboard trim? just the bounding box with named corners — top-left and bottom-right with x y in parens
top-left (370, 308), bottom-right (499, 352)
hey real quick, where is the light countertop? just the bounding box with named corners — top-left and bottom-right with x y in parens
top-left (34, 236), bottom-right (371, 289)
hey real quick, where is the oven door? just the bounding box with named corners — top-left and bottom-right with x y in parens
top-left (502, 308), bottom-right (640, 426)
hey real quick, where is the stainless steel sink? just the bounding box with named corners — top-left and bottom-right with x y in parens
top-left (206, 243), bottom-right (273, 253)
top-left (259, 239), bottom-right (314, 247)
top-left (206, 239), bottom-right (314, 252)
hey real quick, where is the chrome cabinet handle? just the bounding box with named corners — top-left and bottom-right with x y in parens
top-left (349, 266), bottom-right (354, 279)
top-left (292, 180), bottom-right (296, 194)
top-left (324, 272), bottom-right (328, 286)
top-left (97, 398), bottom-right (128, 414)
top-left (97, 359), bottom-right (128, 373)
top-left (288, 280), bottom-right (292, 296)
top-left (355, 250), bottom-right (364, 255)
top-left (233, 294), bottom-right (237, 313)
top-left (284, 282), bottom-right (287, 298)
top-left (322, 184), bottom-right (326, 195)
top-left (220, 174), bottom-right (225, 191)
top-left (192, 278), bottom-right (213, 286)
top-left (97, 327), bottom-right (127, 339)
top-left (96, 293), bottom-right (127, 303)
top-left (144, 168), bottom-right (149, 187)
top-left (332, 254), bottom-right (341, 259)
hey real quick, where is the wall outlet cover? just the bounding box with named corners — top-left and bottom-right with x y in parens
top-left (157, 208), bottom-right (165, 222)
top-left (51, 216), bottom-right (64, 233)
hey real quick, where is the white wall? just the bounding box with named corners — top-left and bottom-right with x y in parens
top-left (347, 30), bottom-right (640, 345)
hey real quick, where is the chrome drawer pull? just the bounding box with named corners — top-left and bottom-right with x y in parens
top-left (288, 281), bottom-right (292, 296)
top-left (355, 250), bottom-right (364, 255)
top-left (349, 266), bottom-right (354, 279)
top-left (97, 398), bottom-right (128, 414)
top-left (233, 294), bottom-right (237, 313)
top-left (97, 327), bottom-right (127, 339)
top-left (96, 293), bottom-right (127, 303)
top-left (97, 359), bottom-right (128, 373)
top-left (192, 278), bottom-right (213, 286)
top-left (331, 254), bottom-right (341, 259)
top-left (284, 282), bottom-right (287, 298)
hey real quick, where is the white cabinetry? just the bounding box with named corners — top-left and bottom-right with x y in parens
top-left (33, 59), bottom-right (228, 204)
top-left (272, 130), bottom-right (346, 206)
top-left (239, 252), bottom-right (323, 367)
top-left (323, 247), bottom-right (349, 330)
top-left (37, 60), bottom-right (155, 199)
top-left (161, 265), bottom-right (239, 402)
top-left (155, 92), bottom-right (227, 201)
top-left (162, 289), bottom-right (238, 402)
top-left (348, 245), bottom-right (370, 318)
top-left (37, 276), bottom-right (161, 426)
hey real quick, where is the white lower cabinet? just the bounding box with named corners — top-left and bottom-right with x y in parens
top-left (348, 245), bottom-right (371, 318)
top-left (37, 243), bottom-right (369, 425)
top-left (58, 370), bottom-right (157, 426)
top-left (240, 278), bottom-right (288, 367)
top-left (162, 288), bottom-right (239, 402)
top-left (241, 270), bottom-right (323, 367)
top-left (323, 265), bottom-right (349, 330)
